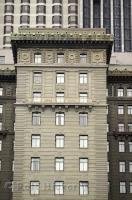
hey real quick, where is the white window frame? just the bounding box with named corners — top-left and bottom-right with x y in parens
top-left (119, 161), bottom-right (125, 172)
top-left (30, 181), bottom-right (40, 195)
top-left (34, 53), bottom-right (42, 64)
top-left (56, 73), bottom-right (64, 84)
top-left (79, 73), bottom-right (87, 84)
top-left (128, 106), bottom-right (132, 115)
top-left (127, 89), bottom-right (132, 97)
top-left (56, 92), bottom-right (64, 103)
top-left (118, 106), bottom-right (124, 114)
top-left (33, 72), bottom-right (42, 84)
top-left (56, 113), bottom-right (64, 125)
top-left (120, 182), bottom-right (126, 194)
top-left (80, 53), bottom-right (87, 63)
top-left (33, 92), bottom-right (41, 103)
top-left (119, 141), bottom-right (125, 152)
top-left (54, 181), bottom-right (64, 195)
top-left (129, 142), bottom-right (132, 152)
top-left (32, 112), bottom-right (41, 125)
top-left (79, 93), bottom-right (87, 103)
top-left (55, 158), bottom-right (64, 171)
top-left (79, 135), bottom-right (88, 148)
top-left (55, 135), bottom-right (64, 148)
top-left (31, 135), bottom-right (40, 148)
top-left (79, 113), bottom-right (88, 126)
top-left (80, 158), bottom-right (88, 172)
top-left (57, 53), bottom-right (64, 63)
top-left (128, 124), bottom-right (132, 132)
top-left (31, 157), bottom-right (40, 171)
top-left (0, 105), bottom-right (3, 114)
top-left (118, 88), bottom-right (124, 97)
top-left (129, 162), bottom-right (132, 173)
top-left (118, 124), bottom-right (124, 132)
top-left (0, 88), bottom-right (3, 96)
top-left (80, 181), bottom-right (88, 195)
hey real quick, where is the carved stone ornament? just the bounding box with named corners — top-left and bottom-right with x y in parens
top-left (20, 51), bottom-right (30, 63)
top-left (46, 51), bottom-right (54, 63)
top-left (91, 51), bottom-right (105, 63)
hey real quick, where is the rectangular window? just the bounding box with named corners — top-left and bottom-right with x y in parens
top-left (80, 158), bottom-right (88, 171)
top-left (0, 122), bottom-right (2, 131)
top-left (0, 140), bottom-right (3, 151)
top-left (56, 92), bottom-right (64, 103)
top-left (120, 182), bottom-right (126, 193)
top-left (130, 182), bottom-right (132, 193)
top-left (80, 181), bottom-right (88, 195)
top-left (57, 53), bottom-right (64, 63)
top-left (128, 124), bottom-right (132, 132)
top-left (55, 158), bottom-right (64, 171)
top-left (80, 135), bottom-right (88, 148)
top-left (0, 105), bottom-right (3, 114)
top-left (127, 89), bottom-right (132, 97)
top-left (107, 141), bottom-right (109, 152)
top-left (34, 54), bottom-right (42, 64)
top-left (119, 141), bottom-right (125, 152)
top-left (118, 124), bottom-right (124, 132)
top-left (54, 181), bottom-right (64, 195)
top-left (31, 157), bottom-right (40, 171)
top-left (33, 72), bottom-right (42, 84)
top-left (119, 161), bottom-right (125, 172)
top-left (0, 160), bottom-right (1, 171)
top-left (0, 88), bottom-right (3, 96)
top-left (128, 106), bottom-right (132, 115)
top-left (0, 56), bottom-right (5, 64)
top-left (30, 181), bottom-right (40, 195)
top-left (129, 162), bottom-right (132, 173)
top-left (33, 92), bottom-right (41, 103)
top-left (79, 73), bottom-right (87, 84)
top-left (56, 73), bottom-right (64, 84)
top-left (79, 113), bottom-right (88, 126)
top-left (80, 93), bottom-right (87, 103)
top-left (80, 54), bottom-right (87, 63)
top-left (55, 135), bottom-right (64, 148)
top-left (56, 113), bottom-right (64, 125)
top-left (129, 142), bottom-right (132, 152)
top-left (31, 135), bottom-right (40, 148)
top-left (118, 88), bottom-right (123, 97)
top-left (32, 112), bottom-right (41, 125)
top-left (118, 106), bottom-right (124, 114)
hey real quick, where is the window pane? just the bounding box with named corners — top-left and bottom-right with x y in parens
top-left (80, 135), bottom-right (88, 148)
top-left (55, 181), bottom-right (64, 195)
top-left (79, 73), bottom-right (87, 84)
top-left (119, 141), bottom-right (125, 152)
top-left (30, 181), bottom-right (40, 195)
top-left (0, 88), bottom-right (3, 96)
top-left (80, 158), bottom-right (88, 171)
top-left (57, 53), bottom-right (64, 63)
top-left (80, 93), bottom-right (87, 103)
top-left (33, 72), bottom-right (42, 84)
top-left (56, 73), bottom-right (64, 84)
top-left (118, 124), bottom-right (124, 132)
top-left (32, 135), bottom-right (40, 147)
top-left (0, 140), bottom-right (2, 151)
top-left (119, 162), bottom-right (125, 172)
top-left (56, 93), bottom-right (64, 103)
top-left (55, 158), bottom-right (64, 171)
top-left (80, 182), bottom-right (88, 195)
top-left (33, 92), bottom-right (41, 103)
top-left (79, 113), bottom-right (88, 126)
top-left (56, 135), bottom-right (64, 148)
top-left (127, 89), bottom-right (132, 97)
top-left (120, 182), bottom-right (126, 193)
top-left (118, 106), bottom-right (124, 114)
top-left (32, 112), bottom-right (41, 125)
top-left (31, 157), bottom-right (40, 171)
top-left (129, 142), bottom-right (132, 152)
top-left (56, 113), bottom-right (64, 125)
top-left (34, 54), bottom-right (42, 63)
top-left (118, 89), bottom-right (123, 97)
top-left (128, 106), bottom-right (132, 114)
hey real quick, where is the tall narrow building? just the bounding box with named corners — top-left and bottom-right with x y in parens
top-left (11, 28), bottom-right (113, 200)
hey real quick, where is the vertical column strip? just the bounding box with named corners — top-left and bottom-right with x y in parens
top-left (90, 0), bottom-right (93, 28)
top-left (110, 0), bottom-right (114, 51)
top-left (79, 0), bottom-right (83, 28)
top-left (100, 0), bottom-right (103, 28)
top-left (121, 0), bottom-right (124, 52)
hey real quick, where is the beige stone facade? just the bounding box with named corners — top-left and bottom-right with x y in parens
top-left (12, 28), bottom-right (113, 200)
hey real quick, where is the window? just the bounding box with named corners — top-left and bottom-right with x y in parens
top-left (118, 124), bottom-right (124, 132)
top-left (5, 5), bottom-right (14, 13)
top-left (37, 0), bottom-right (46, 3)
top-left (57, 53), bottom-right (64, 63)
top-left (128, 124), bottom-right (132, 132)
top-left (30, 181), bottom-right (40, 195)
top-left (36, 15), bottom-right (46, 24)
top-left (129, 142), bottom-right (132, 152)
top-left (20, 15), bottom-right (30, 24)
top-left (118, 106), bottom-right (124, 114)
top-left (79, 113), bottom-right (88, 126)
top-left (0, 88), bottom-right (3, 96)
top-left (34, 53), bottom-right (42, 64)
top-left (107, 141), bottom-right (109, 152)
top-left (32, 112), bottom-right (41, 125)
top-left (119, 141), bottom-right (125, 152)
top-left (120, 182), bottom-right (126, 193)
top-left (31, 157), bottom-right (40, 171)
top-left (80, 93), bottom-right (87, 103)
top-left (54, 181), bottom-right (64, 195)
top-left (21, 5), bottom-right (30, 13)
top-left (56, 113), bottom-right (64, 125)
top-left (68, 0), bottom-right (78, 3)
top-left (68, 5), bottom-right (78, 14)
top-left (55, 158), bottom-right (64, 171)
top-left (130, 182), bottom-right (132, 193)
top-left (128, 106), bottom-right (132, 115)
top-left (68, 16), bottom-right (78, 24)
top-left (127, 89), bottom-right (132, 97)
top-left (21, 0), bottom-right (30, 3)
top-left (4, 26), bottom-right (13, 34)
top-left (33, 72), bottom-right (42, 84)
top-left (80, 158), bottom-right (88, 171)
top-left (5, 0), bottom-right (14, 2)
top-left (0, 105), bottom-right (3, 114)
top-left (80, 181), bottom-right (88, 195)
top-left (117, 88), bottom-right (124, 97)
top-left (3, 36), bottom-right (11, 45)
top-left (119, 162), bottom-right (125, 172)
top-left (36, 5), bottom-right (46, 13)
top-left (55, 135), bottom-right (64, 148)
top-left (56, 93), bottom-right (64, 103)
top-left (0, 140), bottom-right (2, 151)
top-left (0, 122), bottom-right (2, 131)
top-left (79, 73), bottom-right (87, 84)
top-left (31, 135), bottom-right (40, 148)
top-left (80, 135), bottom-right (88, 148)
top-left (56, 73), bottom-right (64, 84)
top-left (80, 54), bottom-right (87, 63)
top-left (0, 57), bottom-right (5, 64)
top-left (33, 92), bottom-right (41, 103)
top-left (52, 5), bottom-right (62, 14)
top-left (129, 162), bottom-right (132, 172)
top-left (0, 160), bottom-right (1, 171)
top-left (53, 0), bottom-right (62, 3)
top-left (4, 15), bottom-right (14, 23)
top-left (52, 16), bottom-right (62, 24)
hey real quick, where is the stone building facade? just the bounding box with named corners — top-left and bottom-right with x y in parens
top-left (11, 28), bottom-right (113, 200)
